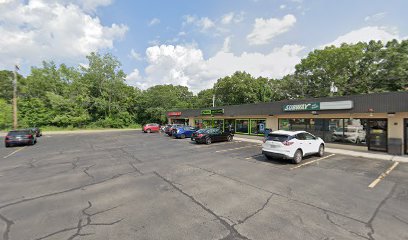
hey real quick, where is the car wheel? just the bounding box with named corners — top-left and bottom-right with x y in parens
top-left (292, 149), bottom-right (303, 164)
top-left (147, 129), bottom-right (151, 133)
top-left (205, 137), bottom-right (212, 145)
top-left (5, 143), bottom-right (10, 148)
top-left (317, 144), bottom-right (324, 157)
top-left (180, 134), bottom-right (186, 139)
top-left (227, 135), bottom-right (233, 142)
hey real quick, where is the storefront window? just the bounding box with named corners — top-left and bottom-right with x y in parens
top-left (236, 119), bottom-right (249, 134)
top-left (194, 119), bottom-right (203, 129)
top-left (250, 119), bottom-right (266, 135)
top-left (213, 119), bottom-right (224, 130)
top-left (224, 119), bottom-right (235, 133)
top-left (279, 118), bottom-right (368, 146)
top-left (202, 120), bottom-right (212, 129)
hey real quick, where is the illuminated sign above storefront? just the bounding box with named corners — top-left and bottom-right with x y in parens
top-left (168, 112), bottom-right (182, 117)
top-left (201, 109), bottom-right (224, 115)
top-left (283, 100), bottom-right (353, 112)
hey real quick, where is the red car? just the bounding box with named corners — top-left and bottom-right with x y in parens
top-left (143, 123), bottom-right (161, 133)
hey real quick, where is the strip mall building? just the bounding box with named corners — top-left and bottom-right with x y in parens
top-left (167, 91), bottom-right (408, 155)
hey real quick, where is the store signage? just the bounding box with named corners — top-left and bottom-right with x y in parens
top-left (201, 108), bottom-right (224, 115)
top-left (283, 100), bottom-right (353, 112)
top-left (168, 112), bottom-right (182, 117)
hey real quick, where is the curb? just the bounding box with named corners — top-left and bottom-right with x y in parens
top-left (234, 137), bottom-right (408, 163)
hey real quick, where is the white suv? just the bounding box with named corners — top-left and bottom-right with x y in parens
top-left (262, 130), bottom-right (325, 164)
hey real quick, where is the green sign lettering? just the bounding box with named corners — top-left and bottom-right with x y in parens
top-left (283, 102), bottom-right (320, 111)
top-left (201, 109), bottom-right (224, 115)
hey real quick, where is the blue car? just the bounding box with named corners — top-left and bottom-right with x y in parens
top-left (172, 126), bottom-right (197, 139)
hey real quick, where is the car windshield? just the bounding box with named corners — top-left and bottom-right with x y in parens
top-left (267, 134), bottom-right (291, 142)
top-left (8, 131), bottom-right (30, 136)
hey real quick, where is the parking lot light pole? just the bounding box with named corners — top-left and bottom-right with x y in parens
top-left (13, 65), bottom-right (19, 130)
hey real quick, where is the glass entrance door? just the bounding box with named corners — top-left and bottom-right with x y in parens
top-left (367, 119), bottom-right (387, 152)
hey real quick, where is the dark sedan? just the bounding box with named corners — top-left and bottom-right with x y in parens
top-left (191, 128), bottom-right (233, 144)
top-left (5, 129), bottom-right (37, 147)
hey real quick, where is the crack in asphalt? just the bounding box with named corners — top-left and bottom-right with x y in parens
top-left (0, 169), bottom-right (138, 211)
top-left (120, 148), bottom-right (142, 163)
top-left (366, 184), bottom-right (397, 240)
top-left (324, 211), bottom-right (369, 240)
top-left (236, 194), bottom-right (274, 225)
top-left (128, 162), bottom-right (144, 175)
top-left (393, 215), bottom-right (408, 225)
top-left (153, 171), bottom-right (251, 240)
top-left (186, 164), bottom-right (368, 225)
top-left (83, 164), bottom-right (96, 179)
top-left (0, 213), bottom-right (14, 240)
top-left (33, 201), bottom-right (123, 240)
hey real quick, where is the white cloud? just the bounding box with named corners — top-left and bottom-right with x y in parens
top-left (323, 26), bottom-right (402, 47)
top-left (247, 14), bottom-right (296, 45)
top-left (125, 68), bottom-right (142, 88)
top-left (0, 0), bottom-right (127, 69)
top-left (148, 18), bottom-right (160, 26)
top-left (222, 36), bottom-right (231, 52)
top-left (183, 15), bottom-right (215, 31)
top-left (129, 49), bottom-right (142, 60)
top-left (221, 12), bottom-right (244, 24)
top-left (129, 44), bottom-right (304, 93)
top-left (364, 12), bottom-right (387, 22)
top-left (280, 4), bottom-right (286, 9)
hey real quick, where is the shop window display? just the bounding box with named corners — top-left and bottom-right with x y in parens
top-left (236, 119), bottom-right (249, 134)
top-left (250, 119), bottom-right (266, 135)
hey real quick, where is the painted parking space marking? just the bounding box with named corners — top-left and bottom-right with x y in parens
top-left (368, 162), bottom-right (399, 188)
top-left (215, 144), bottom-right (261, 153)
top-left (290, 154), bottom-right (336, 170)
top-left (3, 146), bottom-right (26, 159)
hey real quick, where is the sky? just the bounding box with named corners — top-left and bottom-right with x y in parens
top-left (0, 0), bottom-right (407, 93)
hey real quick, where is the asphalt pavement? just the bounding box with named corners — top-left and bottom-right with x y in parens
top-left (0, 130), bottom-right (407, 240)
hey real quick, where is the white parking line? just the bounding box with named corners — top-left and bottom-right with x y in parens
top-left (368, 162), bottom-right (399, 188)
top-left (290, 154), bottom-right (336, 170)
top-left (215, 144), bottom-right (261, 153)
top-left (3, 146), bottom-right (26, 159)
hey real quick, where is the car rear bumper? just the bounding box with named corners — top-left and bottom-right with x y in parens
top-left (5, 139), bottom-right (32, 145)
top-left (262, 150), bottom-right (293, 159)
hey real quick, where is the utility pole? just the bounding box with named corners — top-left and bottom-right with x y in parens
top-left (13, 65), bottom-right (19, 129)
top-left (212, 94), bottom-right (215, 107)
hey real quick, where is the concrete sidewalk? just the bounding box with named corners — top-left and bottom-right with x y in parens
top-left (234, 136), bottom-right (408, 163)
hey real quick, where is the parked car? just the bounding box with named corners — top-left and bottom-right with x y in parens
top-left (30, 127), bottom-right (42, 137)
top-left (5, 129), bottom-right (37, 147)
top-left (191, 128), bottom-right (233, 144)
top-left (143, 123), bottom-right (161, 133)
top-left (172, 126), bottom-right (197, 139)
top-left (165, 124), bottom-right (184, 136)
top-left (331, 126), bottom-right (366, 144)
top-left (161, 124), bottom-right (171, 132)
top-left (262, 130), bottom-right (325, 164)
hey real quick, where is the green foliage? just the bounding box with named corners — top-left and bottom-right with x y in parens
top-left (1, 39), bottom-right (407, 130)
top-left (0, 99), bottom-right (12, 129)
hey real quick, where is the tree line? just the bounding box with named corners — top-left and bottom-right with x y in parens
top-left (0, 39), bottom-right (407, 129)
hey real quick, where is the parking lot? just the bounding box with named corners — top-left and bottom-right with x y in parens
top-left (0, 130), bottom-right (407, 240)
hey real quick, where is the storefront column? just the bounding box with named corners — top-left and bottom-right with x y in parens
top-left (388, 113), bottom-right (404, 155)
top-left (266, 116), bottom-right (279, 131)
